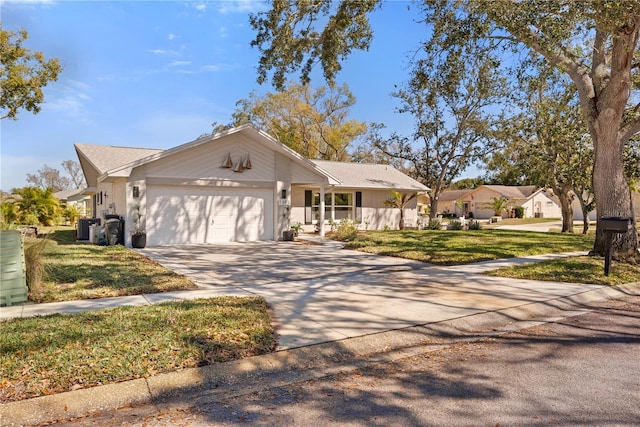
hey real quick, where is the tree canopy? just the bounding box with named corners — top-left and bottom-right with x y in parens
top-left (229, 83), bottom-right (367, 161)
top-left (250, 0), bottom-right (640, 258)
top-left (0, 26), bottom-right (62, 120)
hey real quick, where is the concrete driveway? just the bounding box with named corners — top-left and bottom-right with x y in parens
top-left (138, 241), bottom-right (612, 351)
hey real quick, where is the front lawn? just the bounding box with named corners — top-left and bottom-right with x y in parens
top-left (0, 297), bottom-right (275, 402)
top-left (344, 229), bottom-right (595, 265)
top-left (29, 228), bottom-right (197, 302)
top-left (488, 255), bottom-right (640, 285)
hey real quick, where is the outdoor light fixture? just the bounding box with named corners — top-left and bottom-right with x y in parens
top-left (133, 186), bottom-right (140, 198)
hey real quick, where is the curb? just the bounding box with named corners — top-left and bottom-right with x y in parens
top-left (2, 282), bottom-right (639, 426)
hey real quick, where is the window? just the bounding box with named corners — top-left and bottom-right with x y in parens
top-left (311, 192), bottom-right (354, 222)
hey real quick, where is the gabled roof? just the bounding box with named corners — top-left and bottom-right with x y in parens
top-left (75, 144), bottom-right (163, 176)
top-left (53, 188), bottom-right (87, 201)
top-left (479, 185), bottom-right (538, 199)
top-left (74, 124), bottom-right (429, 192)
top-left (438, 189), bottom-right (474, 202)
top-left (312, 161), bottom-right (429, 192)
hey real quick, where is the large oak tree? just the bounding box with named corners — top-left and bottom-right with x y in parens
top-left (250, 0), bottom-right (640, 258)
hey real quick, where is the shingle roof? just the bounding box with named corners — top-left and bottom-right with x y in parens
top-left (481, 185), bottom-right (538, 199)
top-left (74, 144), bottom-right (163, 175)
top-left (312, 160), bottom-right (429, 191)
top-left (438, 189), bottom-right (474, 201)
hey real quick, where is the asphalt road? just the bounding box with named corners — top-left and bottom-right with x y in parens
top-left (52, 295), bottom-right (640, 427)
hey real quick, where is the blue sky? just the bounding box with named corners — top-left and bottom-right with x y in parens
top-left (1, 0), bottom-right (448, 191)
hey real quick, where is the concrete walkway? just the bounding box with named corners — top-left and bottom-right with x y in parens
top-left (2, 236), bottom-right (639, 427)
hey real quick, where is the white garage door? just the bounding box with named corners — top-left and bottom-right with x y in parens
top-left (146, 187), bottom-right (273, 246)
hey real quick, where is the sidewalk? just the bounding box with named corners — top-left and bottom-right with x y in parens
top-left (1, 239), bottom-right (638, 426)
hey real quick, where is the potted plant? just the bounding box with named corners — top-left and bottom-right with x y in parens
top-left (290, 221), bottom-right (302, 237)
top-left (130, 206), bottom-right (146, 248)
top-left (282, 206), bottom-right (294, 241)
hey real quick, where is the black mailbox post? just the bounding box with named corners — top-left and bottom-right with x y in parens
top-left (600, 216), bottom-right (632, 276)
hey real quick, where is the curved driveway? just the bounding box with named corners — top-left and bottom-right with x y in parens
top-left (139, 241), bottom-right (605, 350)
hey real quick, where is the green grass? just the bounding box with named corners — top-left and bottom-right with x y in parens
top-left (0, 297), bottom-right (275, 402)
top-left (344, 229), bottom-right (595, 265)
top-left (488, 255), bottom-right (640, 285)
top-left (30, 229), bottom-right (197, 302)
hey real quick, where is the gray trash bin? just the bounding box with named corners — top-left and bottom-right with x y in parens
top-left (105, 218), bottom-right (122, 246)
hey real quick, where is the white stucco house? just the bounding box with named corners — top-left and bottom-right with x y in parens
top-left (75, 124), bottom-right (429, 247)
top-left (438, 185), bottom-right (562, 219)
top-left (53, 188), bottom-right (92, 217)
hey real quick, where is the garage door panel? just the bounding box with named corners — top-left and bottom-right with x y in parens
top-left (146, 187), bottom-right (273, 246)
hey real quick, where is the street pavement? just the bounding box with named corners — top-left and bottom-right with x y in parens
top-left (49, 295), bottom-right (640, 426)
top-left (1, 237), bottom-right (638, 426)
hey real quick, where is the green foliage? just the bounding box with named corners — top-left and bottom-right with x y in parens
top-left (344, 229), bottom-right (594, 266)
top-left (230, 83), bottom-right (366, 161)
top-left (382, 191), bottom-right (417, 230)
top-left (485, 197), bottom-right (509, 216)
top-left (250, 1), bottom-right (381, 89)
top-left (468, 219), bottom-right (482, 230)
top-left (0, 26), bottom-right (62, 120)
top-left (29, 228), bottom-right (196, 303)
top-left (513, 206), bottom-right (525, 219)
top-left (11, 186), bottom-right (60, 226)
top-left (0, 297), bottom-right (275, 402)
top-left (332, 218), bottom-right (358, 241)
top-left (427, 218), bottom-right (443, 230)
top-left (61, 204), bottom-right (80, 226)
top-left (447, 220), bottom-right (464, 230)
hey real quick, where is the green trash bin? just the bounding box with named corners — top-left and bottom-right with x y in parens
top-left (0, 230), bottom-right (28, 306)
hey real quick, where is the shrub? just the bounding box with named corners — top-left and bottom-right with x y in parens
top-left (447, 220), bottom-right (464, 230)
top-left (334, 218), bottom-right (358, 241)
top-left (468, 220), bottom-right (482, 230)
top-left (514, 205), bottom-right (525, 218)
top-left (24, 237), bottom-right (50, 301)
top-left (427, 218), bottom-right (443, 230)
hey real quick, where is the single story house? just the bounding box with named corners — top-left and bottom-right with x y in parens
top-left (438, 185), bottom-right (562, 219)
top-left (75, 124), bottom-right (429, 247)
top-left (53, 188), bottom-right (92, 217)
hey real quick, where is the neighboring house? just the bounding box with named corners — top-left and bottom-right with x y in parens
top-left (438, 185), bottom-right (562, 219)
top-left (75, 124), bottom-right (429, 247)
top-left (53, 188), bottom-right (92, 217)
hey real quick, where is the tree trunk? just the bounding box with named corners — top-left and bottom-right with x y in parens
top-left (578, 198), bottom-right (590, 235)
top-left (429, 197), bottom-right (439, 221)
top-left (553, 185), bottom-right (574, 233)
top-left (592, 131), bottom-right (638, 258)
top-left (399, 208), bottom-right (405, 230)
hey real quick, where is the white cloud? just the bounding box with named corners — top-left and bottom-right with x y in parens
top-left (148, 49), bottom-right (179, 56)
top-left (168, 60), bottom-right (191, 67)
top-left (219, 26), bottom-right (229, 38)
top-left (168, 33), bottom-right (177, 40)
top-left (43, 79), bottom-right (92, 116)
top-left (195, 3), bottom-right (207, 12)
top-left (218, 0), bottom-right (268, 15)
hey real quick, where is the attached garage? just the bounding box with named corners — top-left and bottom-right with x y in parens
top-left (146, 186), bottom-right (274, 246)
top-left (75, 123), bottom-right (428, 248)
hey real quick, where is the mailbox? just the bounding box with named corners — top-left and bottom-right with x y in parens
top-left (600, 216), bottom-right (632, 276)
top-left (600, 216), bottom-right (632, 233)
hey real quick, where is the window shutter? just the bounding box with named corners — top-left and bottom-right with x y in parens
top-left (356, 191), bottom-right (362, 222)
top-left (305, 190), bottom-right (312, 224)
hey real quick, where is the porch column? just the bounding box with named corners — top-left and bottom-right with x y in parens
top-left (319, 184), bottom-right (326, 237)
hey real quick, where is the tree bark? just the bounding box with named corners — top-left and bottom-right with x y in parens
top-left (592, 133), bottom-right (638, 258)
top-left (577, 198), bottom-right (591, 235)
top-left (554, 187), bottom-right (574, 233)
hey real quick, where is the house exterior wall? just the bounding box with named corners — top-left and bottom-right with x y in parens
top-left (290, 187), bottom-right (417, 231)
top-left (522, 192), bottom-right (562, 219)
top-left (467, 187), bottom-right (501, 219)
